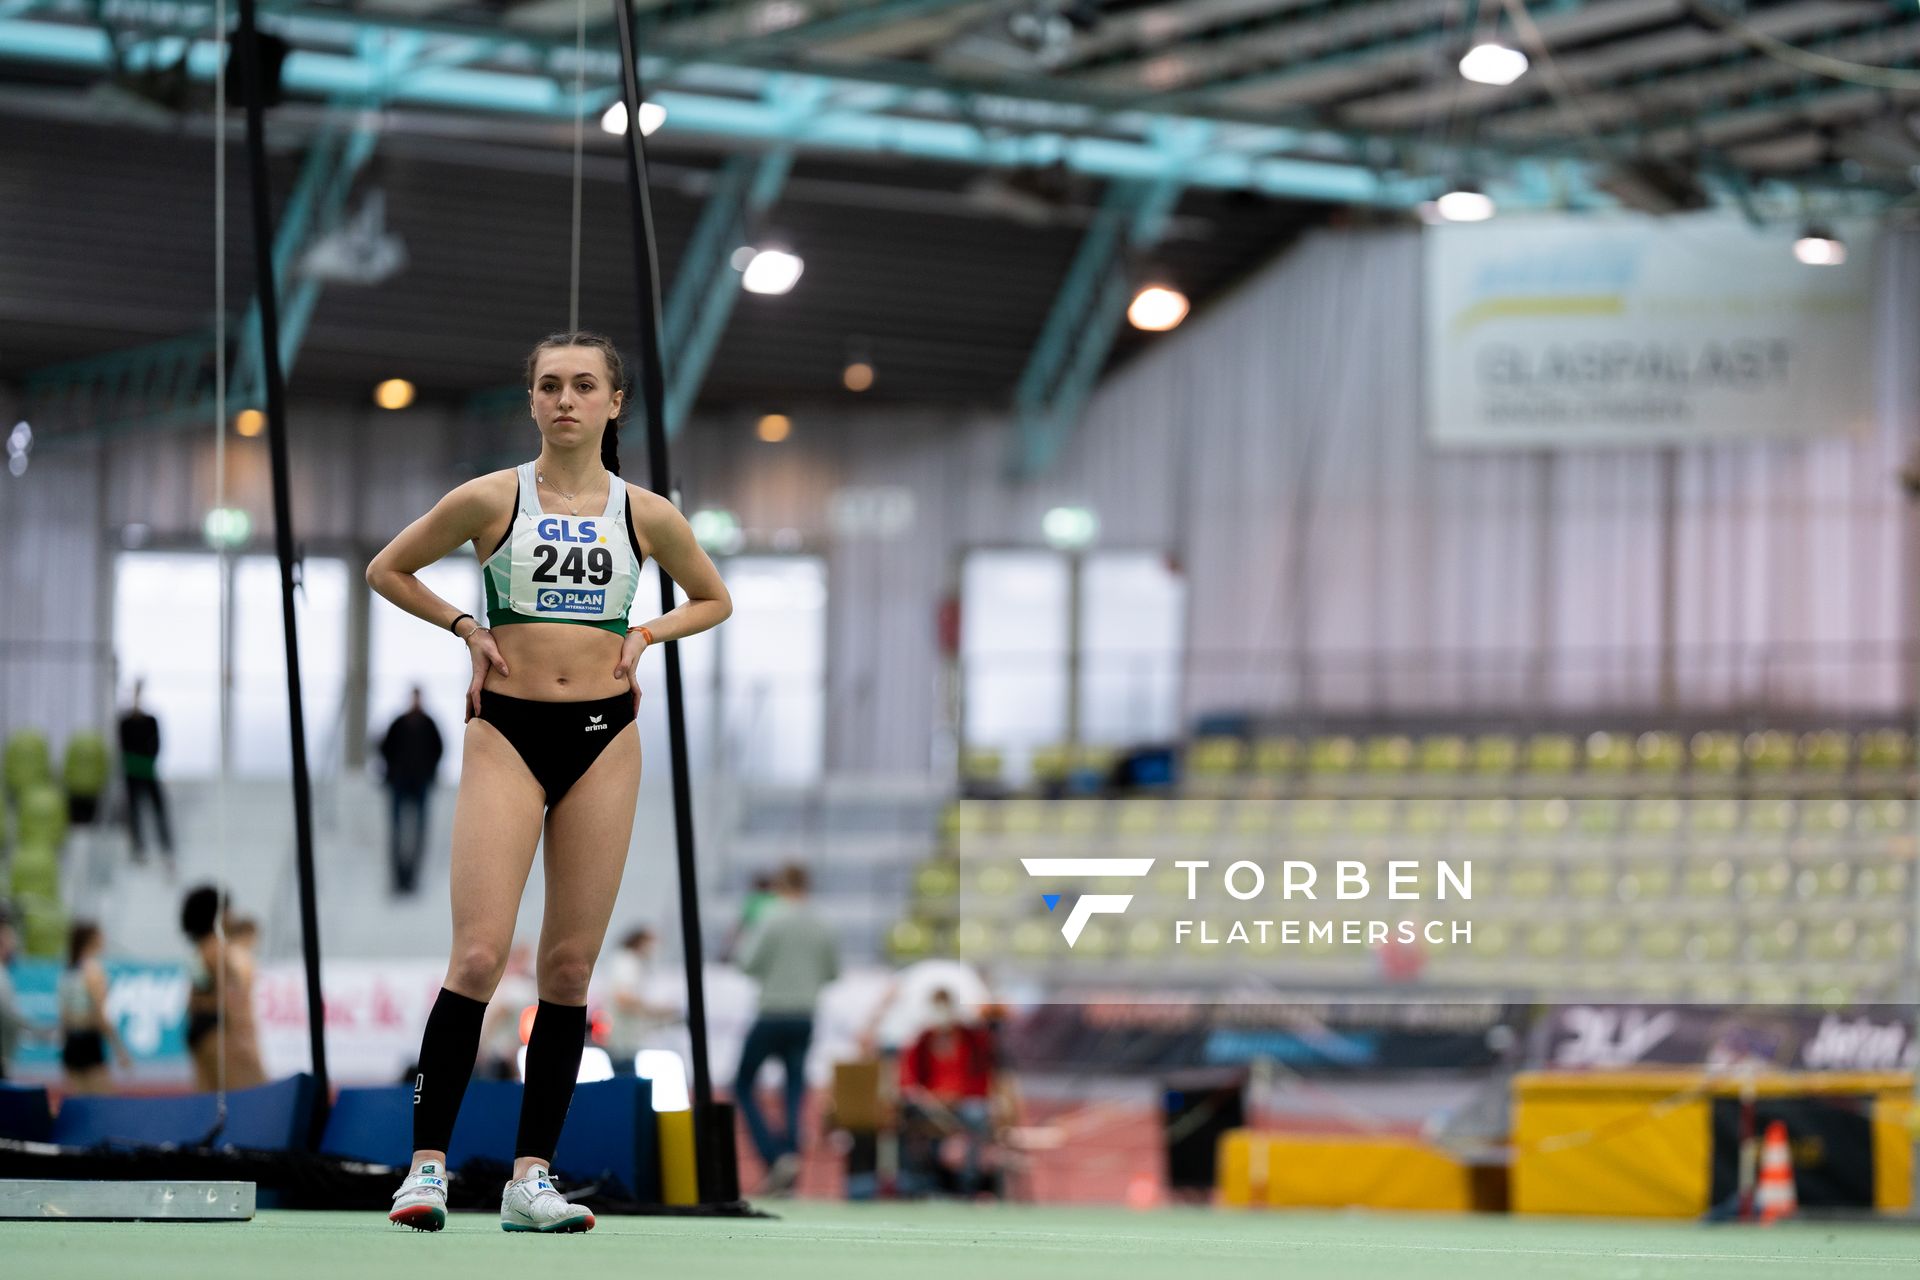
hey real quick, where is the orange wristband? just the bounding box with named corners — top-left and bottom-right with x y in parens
top-left (637, 625), bottom-right (655, 646)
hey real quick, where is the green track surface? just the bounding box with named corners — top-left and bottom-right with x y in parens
top-left (3, 1201), bottom-right (1915, 1279)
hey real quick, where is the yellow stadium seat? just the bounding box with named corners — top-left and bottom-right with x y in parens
top-left (1799, 799), bottom-right (1853, 840)
top-left (1187, 736), bottom-right (1245, 776)
top-left (1308, 736), bottom-right (1358, 773)
top-left (1629, 798), bottom-right (1682, 837)
top-left (1057, 801), bottom-right (1102, 838)
top-left (1519, 798), bottom-right (1571, 835)
top-left (1747, 799), bottom-right (1797, 837)
top-left (1806, 919), bottom-right (1857, 962)
top-left (1114, 798), bottom-right (1165, 837)
top-left (1635, 731), bottom-right (1684, 772)
top-left (1470, 921), bottom-right (1512, 959)
top-left (961, 748), bottom-right (1004, 785)
top-left (1584, 731), bottom-right (1633, 773)
top-left (1364, 736), bottom-right (1415, 774)
top-left (1798, 730), bottom-right (1849, 772)
top-left (1506, 861), bottom-right (1557, 899)
top-left (1689, 919), bottom-right (1739, 963)
top-left (1461, 798), bottom-right (1514, 837)
top-left (955, 919), bottom-right (996, 954)
top-left (914, 860), bottom-right (960, 904)
top-left (1473, 735), bottom-right (1518, 775)
top-left (1858, 798), bottom-right (1909, 835)
top-left (1403, 799), bottom-right (1454, 836)
top-left (1524, 921), bottom-right (1570, 960)
top-left (1343, 798), bottom-right (1396, 836)
top-left (1525, 734), bottom-right (1578, 773)
top-left (1746, 918), bottom-right (1800, 963)
top-left (1003, 799), bottom-right (1048, 835)
top-left (1683, 858), bottom-right (1735, 898)
top-left (1580, 921), bottom-right (1629, 961)
top-left (1252, 737), bottom-right (1301, 776)
top-left (1173, 800), bottom-right (1223, 836)
top-left (1793, 859), bottom-right (1850, 899)
top-left (1689, 731), bottom-right (1741, 774)
top-left (973, 863), bottom-right (1018, 898)
top-left (1011, 920), bottom-right (1053, 958)
top-left (1419, 736), bottom-right (1468, 772)
top-left (1618, 859), bottom-right (1676, 901)
top-left (1636, 922), bottom-right (1686, 962)
top-left (1744, 730), bottom-right (1795, 773)
top-left (1289, 799), bottom-right (1338, 837)
top-left (1030, 744), bottom-right (1073, 783)
top-left (1737, 860), bottom-right (1792, 901)
top-left (1746, 974), bottom-right (1801, 1004)
top-left (888, 919), bottom-right (933, 962)
top-left (1126, 920), bottom-right (1167, 957)
top-left (1567, 859), bottom-right (1615, 899)
top-left (1863, 921), bottom-right (1906, 961)
top-left (1857, 729), bottom-right (1912, 772)
top-left (1573, 798), bottom-right (1623, 837)
top-left (1691, 799), bottom-right (1741, 837)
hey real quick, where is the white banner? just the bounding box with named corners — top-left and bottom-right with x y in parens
top-left (1425, 213), bottom-right (1877, 448)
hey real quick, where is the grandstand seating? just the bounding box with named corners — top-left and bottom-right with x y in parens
top-left (893, 725), bottom-right (1917, 1005)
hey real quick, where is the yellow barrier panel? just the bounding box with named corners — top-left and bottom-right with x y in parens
top-left (657, 1108), bottom-right (698, 1206)
top-left (1217, 1130), bottom-right (1473, 1212)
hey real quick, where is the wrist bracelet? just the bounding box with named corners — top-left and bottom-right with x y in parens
top-left (450, 613), bottom-right (475, 638)
top-left (637, 625), bottom-right (655, 646)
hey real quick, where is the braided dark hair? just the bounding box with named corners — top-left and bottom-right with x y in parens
top-left (524, 330), bottom-right (626, 476)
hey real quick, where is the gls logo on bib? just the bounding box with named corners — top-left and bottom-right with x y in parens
top-left (536, 518), bottom-right (599, 543)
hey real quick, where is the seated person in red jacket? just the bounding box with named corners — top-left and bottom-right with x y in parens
top-left (897, 987), bottom-right (998, 1195)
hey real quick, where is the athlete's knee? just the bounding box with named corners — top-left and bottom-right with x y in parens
top-left (536, 948), bottom-right (595, 1004)
top-left (446, 940), bottom-right (509, 997)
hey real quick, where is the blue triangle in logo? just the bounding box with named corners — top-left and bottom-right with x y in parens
top-left (1042, 893), bottom-right (1061, 912)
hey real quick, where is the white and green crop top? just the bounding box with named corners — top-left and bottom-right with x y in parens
top-left (482, 462), bottom-right (644, 636)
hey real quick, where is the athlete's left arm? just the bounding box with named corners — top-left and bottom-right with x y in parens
top-left (612, 486), bottom-right (735, 692)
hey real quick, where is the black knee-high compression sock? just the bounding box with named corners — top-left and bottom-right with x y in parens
top-left (412, 987), bottom-right (487, 1155)
top-left (514, 999), bottom-right (589, 1161)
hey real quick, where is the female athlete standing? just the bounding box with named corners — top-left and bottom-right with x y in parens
top-left (367, 331), bottom-right (731, 1232)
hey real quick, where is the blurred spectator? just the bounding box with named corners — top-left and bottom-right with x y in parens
top-left (733, 862), bottom-right (840, 1195)
top-left (117, 679), bottom-right (173, 867)
top-left (180, 886), bottom-right (267, 1092)
top-left (60, 921), bottom-right (129, 1094)
top-left (0, 901), bottom-right (48, 1081)
top-left (723, 872), bottom-right (777, 961)
top-left (603, 927), bottom-right (676, 1075)
top-left (379, 687), bottom-right (444, 897)
top-left (897, 986), bottom-right (1000, 1196)
top-left (479, 944), bottom-right (536, 1080)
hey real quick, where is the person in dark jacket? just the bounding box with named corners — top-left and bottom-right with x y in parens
top-left (380, 687), bottom-right (445, 896)
top-left (117, 679), bottom-right (173, 866)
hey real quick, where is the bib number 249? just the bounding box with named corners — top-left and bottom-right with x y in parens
top-left (532, 544), bottom-right (613, 585)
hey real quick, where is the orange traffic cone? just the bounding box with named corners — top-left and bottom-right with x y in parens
top-left (1755, 1120), bottom-right (1797, 1224)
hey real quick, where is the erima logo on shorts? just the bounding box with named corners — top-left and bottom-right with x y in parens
top-left (537, 588), bottom-right (607, 614)
top-left (584, 714), bottom-right (608, 733)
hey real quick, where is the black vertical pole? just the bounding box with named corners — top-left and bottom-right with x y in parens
top-left (610, 0), bottom-right (735, 1205)
top-left (236, 0), bottom-right (331, 1148)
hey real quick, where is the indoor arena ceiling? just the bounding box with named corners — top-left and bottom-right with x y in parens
top-left (0, 0), bottom-right (1916, 419)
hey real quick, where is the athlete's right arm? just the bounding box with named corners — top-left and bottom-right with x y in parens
top-left (366, 474), bottom-right (513, 718)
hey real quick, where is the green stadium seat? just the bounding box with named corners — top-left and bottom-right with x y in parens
top-left (1747, 918), bottom-right (1799, 963)
top-left (1567, 859), bottom-right (1615, 900)
top-left (1233, 804), bottom-right (1278, 837)
top-left (1030, 745), bottom-right (1073, 785)
top-left (1691, 799), bottom-right (1741, 837)
top-left (1403, 799), bottom-right (1454, 836)
top-left (1798, 730), bottom-right (1850, 773)
top-left (1629, 798), bottom-right (1683, 837)
top-left (1173, 801), bottom-right (1223, 837)
top-left (972, 863), bottom-right (1018, 898)
top-left (1505, 861), bottom-right (1557, 899)
top-left (961, 748), bottom-right (1004, 786)
top-left (1418, 736), bottom-right (1468, 773)
top-left (1580, 921), bottom-right (1629, 961)
top-left (1689, 731), bottom-right (1741, 774)
top-left (1461, 798), bottom-right (1514, 837)
top-left (1519, 798), bottom-right (1571, 835)
top-left (1584, 731), bottom-right (1633, 773)
top-left (1636, 922), bottom-right (1687, 962)
top-left (913, 860), bottom-right (960, 906)
top-left (62, 731), bottom-right (110, 804)
top-left (955, 919), bottom-right (995, 955)
top-left (1473, 735), bottom-right (1519, 775)
top-left (1011, 920), bottom-right (1053, 958)
top-left (1744, 730), bottom-right (1795, 773)
top-left (1363, 736), bottom-right (1414, 774)
top-left (1057, 802), bottom-right (1102, 838)
top-left (14, 785), bottom-right (65, 851)
top-left (1002, 800), bottom-right (1048, 835)
top-left (2, 730), bottom-right (52, 801)
top-left (1858, 799), bottom-right (1909, 835)
top-left (1114, 798), bottom-right (1165, 838)
top-left (1524, 921), bottom-right (1570, 960)
top-left (1793, 860), bottom-right (1850, 899)
top-left (9, 842), bottom-right (59, 901)
top-left (1682, 858), bottom-right (1735, 898)
top-left (1799, 799), bottom-right (1854, 841)
top-left (1738, 860), bottom-right (1792, 901)
top-left (1747, 799), bottom-right (1797, 837)
top-left (1307, 736), bottom-right (1358, 774)
top-left (1573, 798), bottom-right (1623, 837)
top-left (1618, 859), bottom-right (1676, 901)
top-left (1635, 731), bottom-right (1684, 772)
top-left (1289, 799), bottom-right (1337, 837)
top-left (1470, 921), bottom-right (1512, 960)
top-left (1746, 974), bottom-right (1801, 1004)
top-left (1187, 736), bottom-right (1245, 777)
top-left (1126, 920), bottom-right (1166, 958)
top-left (1524, 734), bottom-right (1578, 774)
top-left (1073, 745), bottom-right (1116, 776)
top-left (1343, 799), bottom-right (1395, 837)
top-left (1252, 738), bottom-right (1300, 777)
top-left (887, 918), bottom-right (934, 962)
top-left (1863, 921), bottom-right (1906, 961)
top-left (1806, 920), bottom-right (1857, 962)
top-left (15, 891), bottom-right (65, 958)
top-left (1689, 919), bottom-right (1740, 963)
top-left (1857, 729), bottom-right (1912, 773)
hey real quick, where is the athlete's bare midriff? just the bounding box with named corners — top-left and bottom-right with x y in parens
top-left (485, 623), bottom-right (630, 702)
